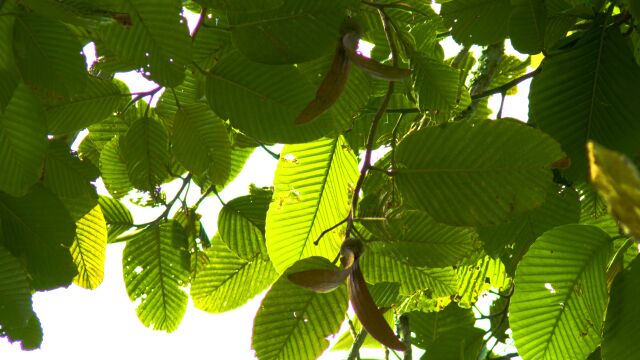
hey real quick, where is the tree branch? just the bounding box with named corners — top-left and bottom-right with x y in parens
top-left (471, 67), bottom-right (541, 100)
top-left (399, 315), bottom-right (412, 360)
top-left (345, 8), bottom-right (398, 238)
top-left (133, 173), bottom-right (193, 228)
top-left (347, 329), bottom-right (368, 360)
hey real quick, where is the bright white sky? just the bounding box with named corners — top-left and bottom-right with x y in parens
top-left (0, 8), bottom-right (531, 360)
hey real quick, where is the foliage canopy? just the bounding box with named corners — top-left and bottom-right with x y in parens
top-left (1, 0), bottom-right (640, 359)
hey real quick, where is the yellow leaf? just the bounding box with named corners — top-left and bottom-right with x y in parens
top-left (588, 141), bottom-right (640, 239)
top-left (71, 205), bottom-right (107, 289)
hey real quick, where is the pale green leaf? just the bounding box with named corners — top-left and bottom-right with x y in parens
top-left (359, 251), bottom-right (458, 297)
top-left (266, 136), bottom-right (358, 273)
top-left (45, 76), bottom-right (123, 134)
top-left (13, 14), bottom-right (87, 98)
top-left (440, 0), bottom-right (512, 46)
top-left (395, 119), bottom-right (564, 226)
top-left (0, 82), bottom-right (47, 196)
top-left (602, 256), bottom-right (640, 360)
top-left (42, 140), bottom-right (99, 220)
top-left (229, 0), bottom-right (351, 64)
top-left (252, 257), bottom-right (349, 360)
top-left (97, 0), bottom-right (192, 87)
top-left (71, 204), bottom-right (107, 289)
top-left (191, 236), bottom-right (277, 313)
top-left (98, 196), bottom-right (134, 242)
top-left (123, 220), bottom-right (190, 332)
top-left (510, 224), bottom-right (610, 360)
top-left (206, 50), bottom-right (342, 143)
top-left (121, 116), bottom-right (171, 192)
top-left (172, 104), bottom-right (231, 185)
top-left (0, 186), bottom-right (77, 290)
top-left (219, 191), bottom-right (271, 260)
top-left (455, 255), bottom-right (510, 308)
top-left (530, 27), bottom-right (640, 180)
top-left (367, 209), bottom-right (479, 268)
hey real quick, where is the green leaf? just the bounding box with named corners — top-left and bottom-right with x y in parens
top-left (0, 82), bottom-right (47, 197)
top-left (252, 257), bottom-right (349, 360)
top-left (455, 255), bottom-right (510, 308)
top-left (123, 220), bottom-right (190, 332)
top-left (42, 140), bottom-right (99, 220)
top-left (0, 243), bottom-right (32, 330)
top-left (3, 312), bottom-right (43, 351)
top-left (13, 14), bottom-right (87, 98)
top-left (45, 76), bottom-right (123, 134)
top-left (121, 116), bottom-right (171, 192)
top-left (0, 186), bottom-right (77, 290)
top-left (80, 114), bottom-right (131, 165)
top-left (97, 0), bottom-right (192, 87)
top-left (588, 142), bottom-right (640, 240)
top-left (359, 251), bottom-right (458, 297)
top-left (530, 27), bottom-right (640, 180)
top-left (395, 119), bottom-right (564, 226)
top-left (198, 0), bottom-right (284, 11)
top-left (206, 50), bottom-right (342, 143)
top-left (229, 0), bottom-right (351, 64)
top-left (490, 295), bottom-right (511, 343)
top-left (265, 136), bottom-right (358, 273)
top-left (98, 196), bottom-right (134, 242)
top-left (156, 72), bottom-right (204, 121)
top-left (172, 104), bottom-right (231, 185)
top-left (477, 187), bottom-right (581, 275)
top-left (412, 53), bottom-right (461, 113)
top-left (602, 256), bottom-right (640, 360)
top-left (219, 191), bottom-right (271, 260)
top-left (440, 0), bottom-right (512, 46)
top-left (99, 136), bottom-right (134, 199)
top-left (421, 327), bottom-right (485, 360)
top-left (509, 0), bottom-right (546, 54)
top-left (71, 204), bottom-right (107, 289)
top-left (190, 235), bottom-right (277, 313)
top-left (193, 17), bottom-right (231, 70)
top-left (409, 303), bottom-right (476, 349)
top-left (510, 224), bottom-right (610, 360)
top-left (18, 0), bottom-right (115, 27)
top-left (0, 3), bottom-right (19, 113)
top-left (367, 209), bottom-right (479, 268)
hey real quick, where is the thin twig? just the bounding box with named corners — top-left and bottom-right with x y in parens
top-left (133, 174), bottom-right (193, 228)
top-left (385, 108), bottom-right (421, 114)
top-left (194, 186), bottom-right (215, 208)
top-left (191, 7), bottom-right (207, 42)
top-left (347, 329), bottom-right (368, 360)
top-left (211, 186), bottom-right (226, 206)
top-left (121, 85), bottom-right (163, 113)
top-left (259, 143), bottom-right (280, 159)
top-left (346, 9), bottom-right (397, 235)
top-left (488, 353), bottom-right (519, 360)
top-left (314, 217), bottom-right (348, 245)
top-left (471, 67), bottom-right (541, 100)
top-left (399, 315), bottom-right (412, 360)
